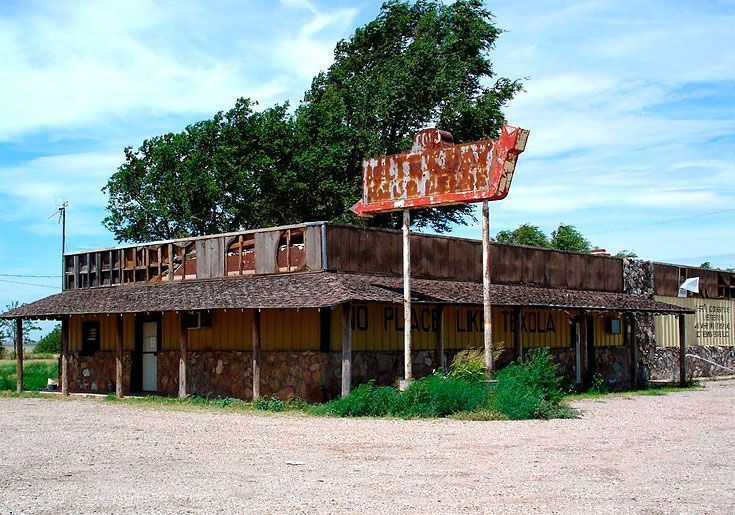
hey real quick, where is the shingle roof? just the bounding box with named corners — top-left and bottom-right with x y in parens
top-left (0, 271), bottom-right (692, 319)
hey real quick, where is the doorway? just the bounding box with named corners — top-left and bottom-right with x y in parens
top-left (142, 321), bottom-right (158, 392)
top-left (133, 314), bottom-right (161, 393)
top-left (573, 318), bottom-right (583, 384)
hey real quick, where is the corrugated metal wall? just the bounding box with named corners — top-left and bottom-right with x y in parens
top-left (654, 296), bottom-right (734, 347)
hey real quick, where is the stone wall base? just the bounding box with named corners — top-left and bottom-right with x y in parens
top-left (66, 345), bottom-right (644, 400)
top-left (651, 346), bottom-right (735, 382)
top-left (67, 351), bottom-right (132, 394)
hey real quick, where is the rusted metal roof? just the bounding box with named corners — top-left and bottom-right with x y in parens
top-left (351, 125), bottom-right (529, 215)
top-left (0, 272), bottom-right (692, 319)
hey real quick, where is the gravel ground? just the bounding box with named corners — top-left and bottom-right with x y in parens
top-left (0, 381), bottom-right (733, 514)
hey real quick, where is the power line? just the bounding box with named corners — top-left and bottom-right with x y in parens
top-left (0, 278), bottom-right (60, 290)
top-left (0, 273), bottom-right (61, 278)
top-left (588, 207), bottom-right (735, 235)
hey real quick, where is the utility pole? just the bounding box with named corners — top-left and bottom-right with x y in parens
top-left (51, 201), bottom-right (68, 289)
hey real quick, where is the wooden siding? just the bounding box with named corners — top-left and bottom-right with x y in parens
top-left (68, 314), bottom-right (135, 352)
top-left (69, 306), bottom-right (623, 354)
top-left (325, 225), bottom-right (624, 291)
top-left (329, 304), bottom-right (619, 352)
top-left (654, 263), bottom-right (735, 299)
top-left (654, 296), bottom-right (734, 348)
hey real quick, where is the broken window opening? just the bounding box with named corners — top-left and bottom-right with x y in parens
top-left (226, 234), bottom-right (256, 276)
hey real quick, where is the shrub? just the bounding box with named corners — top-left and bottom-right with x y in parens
top-left (589, 373), bottom-right (609, 394)
top-left (448, 349), bottom-right (486, 383)
top-left (317, 374), bottom-right (491, 419)
top-left (490, 349), bottom-right (576, 420)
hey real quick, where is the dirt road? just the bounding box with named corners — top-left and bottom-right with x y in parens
top-left (1, 381), bottom-right (733, 514)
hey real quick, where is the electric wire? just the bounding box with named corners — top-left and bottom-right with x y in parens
top-left (0, 273), bottom-right (61, 278)
top-left (0, 278), bottom-right (60, 290)
top-left (588, 207), bottom-right (735, 235)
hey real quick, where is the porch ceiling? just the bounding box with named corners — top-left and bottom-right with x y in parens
top-left (0, 271), bottom-right (693, 320)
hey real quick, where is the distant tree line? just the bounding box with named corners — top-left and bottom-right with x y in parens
top-left (495, 223), bottom-right (637, 258)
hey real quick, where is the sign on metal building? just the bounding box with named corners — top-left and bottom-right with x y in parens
top-left (351, 125), bottom-right (529, 216)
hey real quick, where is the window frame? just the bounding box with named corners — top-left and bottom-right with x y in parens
top-left (81, 320), bottom-right (101, 353)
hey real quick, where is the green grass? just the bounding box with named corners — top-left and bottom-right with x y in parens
top-left (0, 359), bottom-right (58, 391)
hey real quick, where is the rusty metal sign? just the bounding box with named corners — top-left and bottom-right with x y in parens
top-left (351, 125), bottom-right (529, 216)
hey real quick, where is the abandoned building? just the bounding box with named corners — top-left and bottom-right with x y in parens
top-left (2, 222), bottom-right (734, 401)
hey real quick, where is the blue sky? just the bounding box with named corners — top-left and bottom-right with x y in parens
top-left (0, 0), bottom-right (734, 336)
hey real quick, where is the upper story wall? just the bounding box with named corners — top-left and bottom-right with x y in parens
top-left (63, 222), bottom-right (733, 297)
top-left (324, 225), bottom-right (624, 292)
top-left (653, 262), bottom-right (735, 300)
top-left (63, 223), bottom-right (325, 290)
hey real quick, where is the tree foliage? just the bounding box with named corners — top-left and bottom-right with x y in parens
top-left (496, 224), bottom-right (549, 247)
top-left (35, 324), bottom-right (61, 354)
top-left (103, 0), bottom-right (521, 242)
top-left (495, 223), bottom-right (595, 253)
top-left (550, 224), bottom-right (592, 253)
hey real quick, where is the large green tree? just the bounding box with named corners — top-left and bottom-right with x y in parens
top-left (550, 224), bottom-right (592, 253)
top-left (496, 224), bottom-right (549, 247)
top-left (103, 0), bottom-right (521, 242)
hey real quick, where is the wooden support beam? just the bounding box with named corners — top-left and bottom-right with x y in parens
top-left (252, 310), bottom-right (261, 399)
top-left (73, 254), bottom-right (80, 289)
top-left (482, 201), bottom-right (493, 378)
top-left (679, 314), bottom-right (687, 387)
top-left (436, 306), bottom-right (444, 369)
top-left (513, 306), bottom-right (522, 361)
top-left (178, 313), bottom-right (187, 398)
top-left (435, 305), bottom-right (446, 374)
top-left (402, 209), bottom-right (412, 383)
top-left (115, 314), bottom-right (124, 398)
top-left (118, 249), bottom-right (124, 284)
top-left (341, 303), bottom-right (352, 397)
top-left (61, 317), bottom-right (69, 396)
top-left (238, 235), bottom-right (243, 275)
top-left (167, 243), bottom-right (174, 282)
top-left (15, 318), bottom-right (23, 393)
top-left (625, 313), bottom-right (639, 388)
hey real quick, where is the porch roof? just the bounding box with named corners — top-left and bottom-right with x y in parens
top-left (0, 271), bottom-right (693, 320)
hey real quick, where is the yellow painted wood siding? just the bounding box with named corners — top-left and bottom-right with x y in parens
top-left (68, 314), bottom-right (135, 352)
top-left (654, 296), bottom-right (734, 347)
top-left (329, 305), bottom-right (593, 352)
top-left (69, 305), bottom-right (625, 353)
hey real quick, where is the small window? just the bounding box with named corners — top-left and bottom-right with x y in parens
top-left (183, 311), bottom-right (212, 329)
top-left (606, 318), bottom-right (622, 335)
top-left (81, 321), bottom-right (101, 353)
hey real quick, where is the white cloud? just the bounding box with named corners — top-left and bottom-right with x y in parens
top-left (0, 0), bottom-right (359, 141)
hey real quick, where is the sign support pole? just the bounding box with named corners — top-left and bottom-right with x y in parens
top-left (402, 209), bottom-right (413, 387)
top-left (482, 201), bottom-right (493, 378)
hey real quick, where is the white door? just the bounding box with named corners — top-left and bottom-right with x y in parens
top-left (574, 321), bottom-right (583, 384)
top-left (142, 321), bottom-right (158, 392)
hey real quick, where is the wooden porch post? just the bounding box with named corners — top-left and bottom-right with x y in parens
top-left (482, 201), bottom-right (493, 378)
top-left (252, 309), bottom-right (261, 399)
top-left (15, 318), bottom-right (23, 393)
top-left (435, 305), bottom-right (446, 374)
top-left (678, 314), bottom-right (687, 386)
top-left (115, 314), bottom-right (124, 398)
top-left (513, 306), bottom-right (522, 361)
top-left (178, 313), bottom-right (187, 398)
top-left (402, 209), bottom-right (412, 384)
top-left (61, 317), bottom-right (69, 396)
top-left (625, 313), bottom-right (639, 388)
top-left (341, 303), bottom-right (352, 397)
